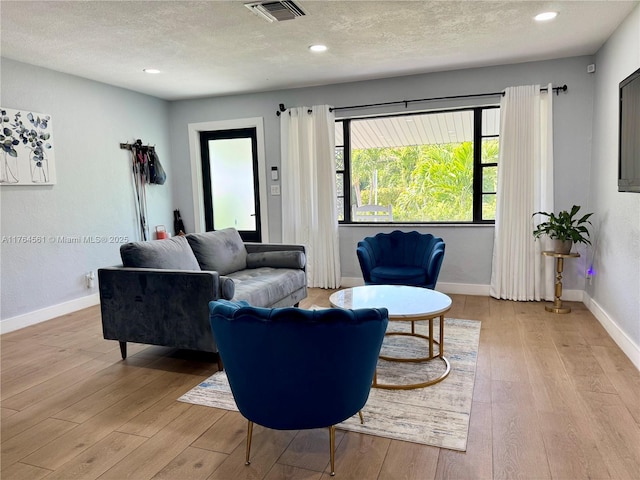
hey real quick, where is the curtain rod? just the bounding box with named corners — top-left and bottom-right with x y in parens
top-left (275, 84), bottom-right (567, 116)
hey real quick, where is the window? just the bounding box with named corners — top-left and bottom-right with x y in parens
top-left (199, 127), bottom-right (262, 242)
top-left (336, 106), bottom-right (499, 223)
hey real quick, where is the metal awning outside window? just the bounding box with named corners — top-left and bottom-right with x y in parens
top-left (336, 108), bottom-right (500, 149)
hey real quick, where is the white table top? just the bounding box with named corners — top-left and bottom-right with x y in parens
top-left (329, 285), bottom-right (452, 320)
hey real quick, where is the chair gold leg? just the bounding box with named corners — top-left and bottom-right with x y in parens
top-left (329, 425), bottom-right (336, 476)
top-left (245, 420), bottom-right (253, 466)
top-left (358, 410), bottom-right (364, 424)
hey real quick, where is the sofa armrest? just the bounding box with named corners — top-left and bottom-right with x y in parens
top-left (98, 267), bottom-right (227, 353)
top-left (244, 242), bottom-right (305, 254)
top-left (98, 266), bottom-right (234, 301)
top-left (244, 243), bottom-right (307, 270)
top-left (246, 250), bottom-right (306, 269)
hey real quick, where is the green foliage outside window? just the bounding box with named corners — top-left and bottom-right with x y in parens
top-left (351, 140), bottom-right (499, 222)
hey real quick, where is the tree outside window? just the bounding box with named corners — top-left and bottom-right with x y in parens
top-left (336, 106), bottom-right (499, 223)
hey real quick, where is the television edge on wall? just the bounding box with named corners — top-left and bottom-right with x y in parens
top-left (618, 67), bottom-right (640, 193)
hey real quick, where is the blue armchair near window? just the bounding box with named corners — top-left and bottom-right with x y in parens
top-left (356, 230), bottom-right (445, 289)
top-left (209, 299), bottom-right (389, 476)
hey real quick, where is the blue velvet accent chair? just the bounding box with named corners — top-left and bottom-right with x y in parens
top-left (356, 230), bottom-right (445, 289)
top-left (209, 299), bottom-right (389, 476)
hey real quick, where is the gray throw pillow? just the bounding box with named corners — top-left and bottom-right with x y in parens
top-left (219, 276), bottom-right (235, 300)
top-left (186, 228), bottom-right (247, 275)
top-left (120, 235), bottom-right (201, 270)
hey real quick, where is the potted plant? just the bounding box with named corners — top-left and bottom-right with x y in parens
top-left (532, 205), bottom-right (593, 254)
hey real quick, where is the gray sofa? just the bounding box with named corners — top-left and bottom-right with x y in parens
top-left (98, 228), bottom-right (307, 364)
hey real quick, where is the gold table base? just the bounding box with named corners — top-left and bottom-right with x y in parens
top-left (372, 315), bottom-right (450, 390)
top-left (542, 251), bottom-right (580, 314)
top-left (328, 286), bottom-right (453, 390)
top-left (545, 304), bottom-right (572, 314)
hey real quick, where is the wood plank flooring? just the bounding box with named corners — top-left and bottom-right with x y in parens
top-left (2, 289), bottom-right (639, 479)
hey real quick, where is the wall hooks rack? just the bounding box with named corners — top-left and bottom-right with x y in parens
top-left (120, 139), bottom-right (155, 151)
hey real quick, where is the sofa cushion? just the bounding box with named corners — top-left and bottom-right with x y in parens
top-left (246, 250), bottom-right (306, 270)
top-left (226, 267), bottom-right (306, 307)
top-left (120, 236), bottom-right (201, 270)
top-left (186, 228), bottom-right (248, 275)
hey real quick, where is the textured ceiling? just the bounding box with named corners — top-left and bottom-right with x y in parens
top-left (1, 1), bottom-right (638, 101)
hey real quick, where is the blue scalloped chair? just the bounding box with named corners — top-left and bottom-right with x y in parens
top-left (209, 299), bottom-right (388, 476)
top-left (356, 230), bottom-right (445, 289)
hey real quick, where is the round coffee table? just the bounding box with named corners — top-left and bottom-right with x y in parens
top-left (329, 285), bottom-right (452, 389)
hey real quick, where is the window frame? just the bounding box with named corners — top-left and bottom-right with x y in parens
top-left (199, 127), bottom-right (262, 242)
top-left (337, 105), bottom-right (499, 224)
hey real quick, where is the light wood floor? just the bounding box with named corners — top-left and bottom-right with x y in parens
top-left (2, 289), bottom-right (639, 480)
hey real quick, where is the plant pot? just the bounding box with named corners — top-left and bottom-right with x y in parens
top-left (553, 239), bottom-right (573, 254)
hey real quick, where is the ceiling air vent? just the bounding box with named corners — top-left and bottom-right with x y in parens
top-left (245, 1), bottom-right (306, 22)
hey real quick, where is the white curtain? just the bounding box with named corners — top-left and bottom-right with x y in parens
top-left (490, 84), bottom-right (555, 301)
top-left (280, 105), bottom-right (341, 288)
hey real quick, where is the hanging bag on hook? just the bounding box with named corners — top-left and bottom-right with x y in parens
top-left (149, 150), bottom-right (167, 185)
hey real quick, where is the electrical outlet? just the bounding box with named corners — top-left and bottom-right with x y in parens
top-left (85, 271), bottom-right (95, 289)
top-left (586, 266), bottom-right (595, 286)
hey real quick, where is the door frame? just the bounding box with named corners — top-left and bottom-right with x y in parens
top-left (188, 117), bottom-right (269, 241)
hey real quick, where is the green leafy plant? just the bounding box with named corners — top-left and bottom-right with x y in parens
top-left (532, 205), bottom-right (593, 245)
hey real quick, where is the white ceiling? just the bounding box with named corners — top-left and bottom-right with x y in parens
top-left (1, 1), bottom-right (637, 101)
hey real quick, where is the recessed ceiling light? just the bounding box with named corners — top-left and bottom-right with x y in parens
top-left (309, 44), bottom-right (328, 53)
top-left (143, 68), bottom-right (161, 74)
top-left (534, 11), bottom-right (558, 21)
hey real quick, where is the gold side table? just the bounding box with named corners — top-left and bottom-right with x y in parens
top-left (542, 251), bottom-right (580, 313)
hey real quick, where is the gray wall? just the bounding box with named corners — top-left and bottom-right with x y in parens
top-left (168, 56), bottom-right (597, 289)
top-left (590, 6), bottom-right (640, 349)
top-left (0, 58), bottom-right (173, 320)
top-left (338, 225), bottom-right (495, 287)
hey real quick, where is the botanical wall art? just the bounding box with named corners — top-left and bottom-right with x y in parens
top-left (1, 107), bottom-right (57, 185)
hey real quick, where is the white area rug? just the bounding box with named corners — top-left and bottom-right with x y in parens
top-left (178, 317), bottom-right (481, 451)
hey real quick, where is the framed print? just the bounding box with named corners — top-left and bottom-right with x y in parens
top-left (1, 107), bottom-right (57, 185)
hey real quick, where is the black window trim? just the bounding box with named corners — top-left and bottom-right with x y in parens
top-left (337, 105), bottom-right (499, 225)
top-left (199, 127), bottom-right (262, 241)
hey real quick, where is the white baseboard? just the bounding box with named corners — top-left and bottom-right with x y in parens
top-left (340, 277), bottom-right (365, 288)
top-left (0, 293), bottom-right (100, 335)
top-left (436, 282), bottom-right (491, 296)
top-left (583, 292), bottom-right (640, 371)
